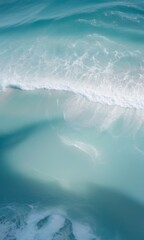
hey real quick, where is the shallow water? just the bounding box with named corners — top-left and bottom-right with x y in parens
top-left (0, 89), bottom-right (144, 240)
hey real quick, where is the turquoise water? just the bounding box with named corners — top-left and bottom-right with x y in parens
top-left (0, 0), bottom-right (144, 239)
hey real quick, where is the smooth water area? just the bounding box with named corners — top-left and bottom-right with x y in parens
top-left (0, 89), bottom-right (144, 240)
top-left (0, 0), bottom-right (144, 239)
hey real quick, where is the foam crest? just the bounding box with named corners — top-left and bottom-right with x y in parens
top-left (0, 32), bottom-right (143, 112)
top-left (0, 206), bottom-right (99, 240)
top-left (1, 75), bottom-right (144, 112)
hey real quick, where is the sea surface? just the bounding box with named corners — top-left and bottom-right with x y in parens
top-left (0, 0), bottom-right (144, 239)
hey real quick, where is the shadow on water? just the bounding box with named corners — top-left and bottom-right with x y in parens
top-left (0, 121), bottom-right (144, 239)
top-left (0, 121), bottom-right (48, 151)
top-left (82, 184), bottom-right (144, 240)
top-left (0, 118), bottom-right (63, 202)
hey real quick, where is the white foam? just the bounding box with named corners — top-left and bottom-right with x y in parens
top-left (0, 207), bottom-right (99, 240)
top-left (73, 221), bottom-right (100, 240)
top-left (16, 210), bottom-right (65, 240)
top-left (0, 32), bottom-right (144, 112)
top-left (2, 79), bottom-right (144, 111)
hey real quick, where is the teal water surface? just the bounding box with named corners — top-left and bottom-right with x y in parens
top-left (0, 0), bottom-right (144, 239)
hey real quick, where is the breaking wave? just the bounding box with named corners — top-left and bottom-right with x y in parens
top-left (0, 206), bottom-right (98, 240)
top-left (0, 0), bottom-right (143, 111)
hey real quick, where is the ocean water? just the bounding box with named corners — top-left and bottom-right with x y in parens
top-left (0, 0), bottom-right (144, 239)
